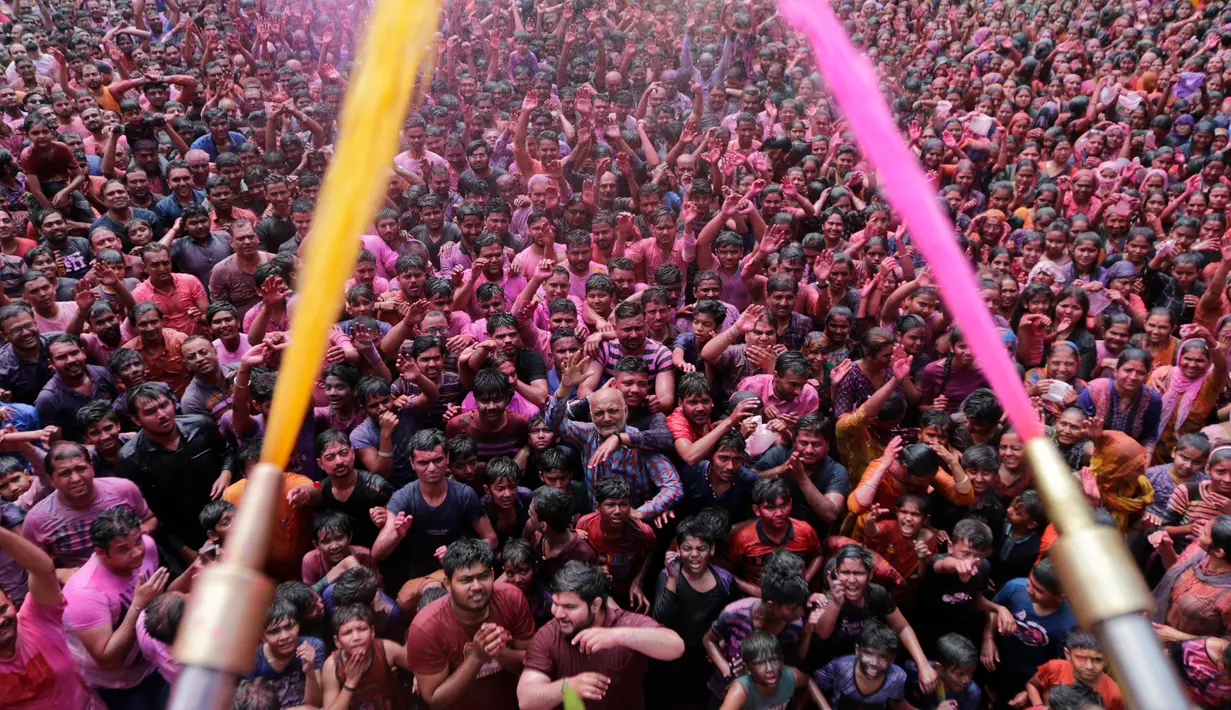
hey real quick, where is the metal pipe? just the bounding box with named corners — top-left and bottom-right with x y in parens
top-left (1096, 614), bottom-right (1191, 710)
top-left (167, 666), bottom-right (237, 710)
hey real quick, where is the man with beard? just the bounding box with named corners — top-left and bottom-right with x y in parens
top-left (123, 169), bottom-right (161, 211)
top-left (255, 174), bottom-right (296, 253)
top-left (372, 429), bottom-right (497, 610)
top-left (405, 538), bottom-right (535, 710)
top-left (180, 335), bottom-right (235, 422)
top-left (153, 161), bottom-right (204, 229)
top-left (754, 413), bottom-right (851, 531)
top-left (548, 352), bottom-right (682, 518)
top-left (22, 441), bottom-right (154, 576)
top-left (316, 429), bottom-right (393, 549)
top-left (814, 623), bottom-right (909, 709)
top-left (205, 174), bottom-right (257, 233)
top-left (80, 106), bottom-right (121, 157)
top-left (459, 139), bottom-right (508, 195)
top-left (445, 366), bottom-right (530, 460)
top-left (678, 431), bottom-right (760, 524)
top-left (0, 304), bottom-right (55, 404)
top-left (35, 209), bottom-right (92, 280)
top-left (167, 203), bottom-right (232, 287)
top-left (121, 302), bottom-right (192, 396)
top-left (518, 561), bottom-right (684, 710)
top-left (580, 300), bottom-right (676, 413)
top-left (568, 356), bottom-right (672, 452)
top-left (35, 334), bottom-right (118, 441)
top-left (89, 180), bottom-right (160, 250)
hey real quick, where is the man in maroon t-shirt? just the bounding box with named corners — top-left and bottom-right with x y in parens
top-left (405, 538), bottom-right (535, 710)
top-left (517, 561), bottom-right (685, 710)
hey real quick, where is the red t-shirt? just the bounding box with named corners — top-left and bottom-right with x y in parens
top-left (20, 142), bottom-right (75, 182)
top-left (404, 583), bottom-right (535, 710)
top-left (575, 513), bottom-right (655, 597)
top-left (523, 607), bottom-right (661, 710)
top-left (726, 518), bottom-right (821, 585)
top-left (1034, 659), bottom-right (1125, 710)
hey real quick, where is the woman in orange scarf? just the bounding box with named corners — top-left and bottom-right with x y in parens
top-left (1080, 424), bottom-right (1155, 531)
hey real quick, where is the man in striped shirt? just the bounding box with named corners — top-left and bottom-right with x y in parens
top-left (444, 367), bottom-right (529, 462)
top-left (580, 300), bottom-right (676, 413)
top-left (548, 352), bottom-right (681, 520)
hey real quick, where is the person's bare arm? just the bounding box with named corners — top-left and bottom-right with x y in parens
top-left (0, 524), bottom-right (59, 606)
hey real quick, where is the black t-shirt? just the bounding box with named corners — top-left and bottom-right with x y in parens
top-left (387, 479), bottom-right (484, 578)
top-left (825, 583), bottom-right (898, 659)
top-left (915, 554), bottom-right (991, 647)
top-left (319, 470), bottom-right (395, 548)
top-left (515, 348), bottom-right (548, 384)
top-left (410, 222), bottom-right (462, 270)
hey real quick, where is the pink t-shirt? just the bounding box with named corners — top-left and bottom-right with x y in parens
top-left (532, 296), bottom-right (586, 333)
top-left (393, 149), bottom-right (447, 178)
top-left (214, 333), bottom-right (252, 366)
top-left (511, 244), bottom-right (565, 278)
top-left (135, 608), bottom-right (181, 684)
top-left (32, 302), bottom-right (78, 334)
top-left (566, 263), bottom-right (608, 300)
top-left (737, 373), bottom-right (820, 418)
top-left (461, 390), bottom-right (541, 418)
top-left (22, 478), bottom-right (150, 569)
top-left (0, 596), bottom-right (105, 710)
top-left (471, 271), bottom-right (528, 315)
top-left (358, 233), bottom-right (400, 279)
top-left (62, 536), bottom-right (159, 689)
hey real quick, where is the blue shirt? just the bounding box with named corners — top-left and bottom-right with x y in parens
top-left (154, 189), bottom-right (207, 229)
top-left (992, 578), bottom-right (1076, 680)
top-left (190, 131), bottom-right (248, 160)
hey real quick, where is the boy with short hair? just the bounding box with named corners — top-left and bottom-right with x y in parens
top-left (703, 565), bottom-right (810, 701)
top-left (906, 633), bottom-right (982, 710)
top-left (1018, 630), bottom-right (1125, 710)
top-left (726, 477), bottom-right (823, 597)
top-left (301, 511), bottom-right (375, 590)
top-left (720, 630), bottom-right (831, 710)
top-left (929, 444), bottom-right (1006, 535)
top-left (249, 598), bottom-right (325, 708)
top-left (198, 499), bottom-right (235, 547)
top-left (445, 434), bottom-right (481, 493)
top-left (481, 456), bottom-right (533, 547)
top-left (814, 622), bottom-right (909, 708)
top-left (321, 604), bottom-right (409, 708)
top-left (535, 446), bottom-right (589, 520)
top-left (992, 490), bottom-right (1048, 589)
top-left (863, 493), bottom-right (939, 602)
top-left (915, 518), bottom-right (1000, 651)
top-left (575, 475), bottom-right (656, 610)
top-left (984, 558), bottom-right (1077, 703)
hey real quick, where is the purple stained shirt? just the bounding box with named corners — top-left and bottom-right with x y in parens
top-left (22, 477), bottom-right (150, 569)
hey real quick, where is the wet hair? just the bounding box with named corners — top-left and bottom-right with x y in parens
top-left (934, 633), bottom-right (978, 669)
top-left (538, 446), bottom-right (570, 472)
top-left (551, 561), bottom-right (609, 603)
top-left (1045, 682), bottom-right (1104, 710)
top-left (442, 537), bottom-right (495, 578)
top-left (760, 566), bottom-right (809, 606)
top-left (312, 510), bottom-right (353, 541)
top-left (409, 429), bottom-right (448, 454)
top-left (502, 537), bottom-right (536, 570)
top-left (594, 475), bottom-right (631, 503)
top-left (485, 457), bottom-right (520, 486)
top-left (857, 622), bottom-right (900, 655)
top-left (532, 485), bottom-right (574, 533)
top-left (952, 518), bottom-right (994, 553)
top-left (1014, 490), bottom-right (1048, 527)
top-left (919, 409), bottom-right (955, 437)
top-left (265, 598), bottom-right (301, 629)
top-left (1209, 514), bottom-right (1231, 556)
top-left (331, 603), bottom-right (375, 631)
top-left (961, 444), bottom-right (1000, 472)
top-left (676, 371), bottom-right (712, 401)
top-left (198, 500), bottom-right (235, 533)
top-left (232, 678), bottom-right (281, 710)
top-left (331, 566), bottom-right (380, 606)
top-left (90, 504), bottom-right (143, 550)
top-left (445, 434), bottom-right (478, 461)
top-left (899, 443), bottom-right (941, 479)
top-left (1064, 630), bottom-right (1100, 653)
top-left (143, 592), bottom-right (186, 645)
top-left (675, 516), bottom-right (717, 547)
top-left (961, 388), bottom-right (1004, 424)
top-left (1176, 433), bottom-right (1211, 457)
top-left (829, 543), bottom-right (875, 575)
top-left (740, 630), bottom-right (784, 666)
top-left (273, 581), bottom-right (317, 616)
top-left (1031, 557), bottom-right (1062, 595)
top-left (752, 477), bottom-right (791, 506)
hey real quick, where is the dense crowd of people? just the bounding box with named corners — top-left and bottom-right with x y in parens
top-left (0, 0), bottom-right (1231, 708)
